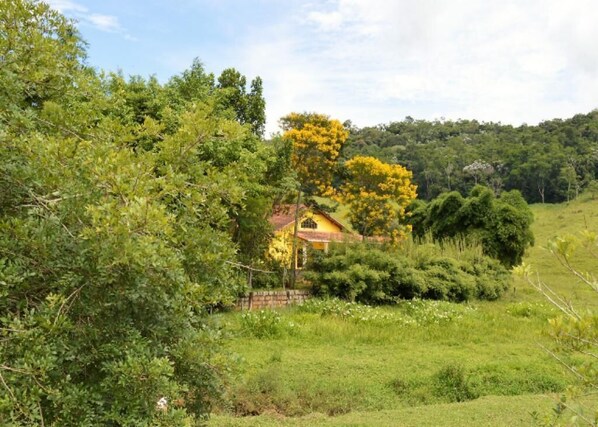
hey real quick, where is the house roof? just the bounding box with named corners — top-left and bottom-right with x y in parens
top-left (296, 231), bottom-right (361, 243)
top-left (269, 204), bottom-right (348, 232)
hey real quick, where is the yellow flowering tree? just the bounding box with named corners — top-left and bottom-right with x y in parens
top-left (280, 112), bottom-right (348, 197)
top-left (279, 112), bottom-right (348, 285)
top-left (340, 155), bottom-right (417, 240)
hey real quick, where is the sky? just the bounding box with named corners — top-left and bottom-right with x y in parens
top-left (46, 0), bottom-right (598, 136)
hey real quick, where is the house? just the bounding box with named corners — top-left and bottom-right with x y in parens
top-left (268, 204), bottom-right (356, 269)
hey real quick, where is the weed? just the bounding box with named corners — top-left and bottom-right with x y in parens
top-left (399, 298), bottom-right (476, 325)
top-left (432, 363), bottom-right (479, 402)
top-left (239, 310), bottom-right (297, 339)
top-left (506, 302), bottom-right (554, 318)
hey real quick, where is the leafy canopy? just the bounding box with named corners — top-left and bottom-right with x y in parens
top-left (340, 155), bottom-right (417, 239)
top-left (0, 1), bottom-right (279, 425)
top-left (281, 112), bottom-right (348, 196)
top-left (408, 186), bottom-right (534, 267)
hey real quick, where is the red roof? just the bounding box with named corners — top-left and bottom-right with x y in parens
top-left (269, 204), bottom-right (305, 230)
top-left (296, 231), bottom-right (360, 243)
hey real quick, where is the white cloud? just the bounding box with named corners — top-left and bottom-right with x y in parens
top-left (45, 0), bottom-right (88, 13)
top-left (233, 0), bottom-right (598, 135)
top-left (46, 0), bottom-right (128, 36)
top-left (306, 10), bottom-right (344, 31)
top-left (87, 14), bottom-right (121, 33)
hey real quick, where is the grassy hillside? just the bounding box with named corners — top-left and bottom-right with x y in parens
top-left (209, 195), bottom-right (598, 426)
top-left (514, 193), bottom-right (598, 308)
top-left (210, 394), bottom-right (556, 426)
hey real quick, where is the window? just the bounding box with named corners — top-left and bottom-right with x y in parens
top-left (301, 218), bottom-right (318, 229)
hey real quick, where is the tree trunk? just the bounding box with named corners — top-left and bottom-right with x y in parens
top-left (290, 189), bottom-right (302, 289)
top-left (538, 180), bottom-right (545, 204)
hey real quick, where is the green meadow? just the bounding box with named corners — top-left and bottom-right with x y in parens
top-left (209, 194), bottom-right (598, 426)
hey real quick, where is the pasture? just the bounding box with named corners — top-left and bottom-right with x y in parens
top-left (209, 194), bottom-right (598, 426)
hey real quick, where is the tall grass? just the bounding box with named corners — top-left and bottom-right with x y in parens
top-left (400, 232), bottom-right (485, 262)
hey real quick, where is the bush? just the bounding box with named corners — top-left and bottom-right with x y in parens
top-left (418, 256), bottom-right (476, 301)
top-left (305, 242), bottom-right (510, 304)
top-left (432, 363), bottom-right (479, 402)
top-left (250, 259), bottom-right (286, 290)
top-left (0, 1), bottom-right (277, 423)
top-left (407, 186), bottom-right (534, 267)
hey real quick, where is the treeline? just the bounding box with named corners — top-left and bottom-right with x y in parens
top-left (342, 112), bottom-right (598, 203)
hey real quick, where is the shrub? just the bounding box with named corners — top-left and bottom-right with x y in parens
top-left (305, 242), bottom-right (510, 304)
top-left (0, 1), bottom-right (275, 423)
top-left (418, 256), bottom-right (476, 301)
top-left (407, 186), bottom-right (534, 267)
top-left (432, 363), bottom-right (479, 402)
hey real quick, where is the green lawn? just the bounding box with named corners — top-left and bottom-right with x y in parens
top-left (210, 394), bottom-right (557, 426)
top-left (209, 195), bottom-right (598, 426)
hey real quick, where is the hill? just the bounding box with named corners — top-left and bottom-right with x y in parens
top-left (342, 111), bottom-right (598, 205)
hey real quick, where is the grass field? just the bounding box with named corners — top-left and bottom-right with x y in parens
top-left (208, 194), bottom-right (598, 426)
top-left (210, 394), bottom-right (557, 426)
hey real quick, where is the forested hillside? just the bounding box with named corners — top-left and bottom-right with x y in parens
top-left (342, 113), bottom-right (598, 203)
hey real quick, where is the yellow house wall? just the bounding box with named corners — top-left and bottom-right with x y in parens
top-left (311, 241), bottom-right (327, 250)
top-left (279, 212), bottom-right (342, 234)
top-left (270, 212), bottom-right (343, 269)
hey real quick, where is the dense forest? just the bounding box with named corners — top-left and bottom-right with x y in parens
top-left (341, 113), bottom-right (598, 203)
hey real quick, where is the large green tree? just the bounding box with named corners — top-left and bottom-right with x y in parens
top-left (409, 186), bottom-right (534, 267)
top-left (217, 68), bottom-right (266, 137)
top-left (0, 1), bottom-right (283, 424)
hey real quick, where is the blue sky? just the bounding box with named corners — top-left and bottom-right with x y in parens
top-left (48, 0), bottom-right (598, 136)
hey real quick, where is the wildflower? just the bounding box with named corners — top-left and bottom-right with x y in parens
top-left (156, 397), bottom-right (168, 412)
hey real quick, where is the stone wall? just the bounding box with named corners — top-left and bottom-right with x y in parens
top-left (237, 290), bottom-right (310, 310)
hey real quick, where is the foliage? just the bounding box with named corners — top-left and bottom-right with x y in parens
top-left (339, 155), bottom-right (417, 239)
top-left (587, 180), bottom-right (598, 200)
top-left (341, 113), bottom-right (598, 204)
top-left (432, 363), bottom-right (479, 403)
top-left (298, 298), bottom-right (475, 326)
top-left (217, 69), bottom-right (266, 137)
top-left (305, 242), bottom-right (510, 304)
top-left (0, 0), bottom-right (85, 115)
top-left (0, 1), bottom-right (283, 424)
top-left (281, 112), bottom-right (349, 197)
top-left (408, 186), bottom-right (534, 267)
